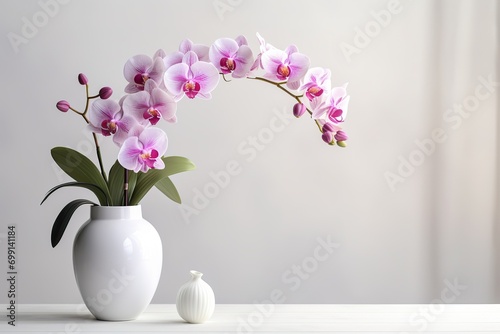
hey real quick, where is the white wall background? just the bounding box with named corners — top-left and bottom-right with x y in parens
top-left (0, 0), bottom-right (498, 304)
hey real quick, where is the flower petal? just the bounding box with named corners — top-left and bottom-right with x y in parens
top-left (164, 63), bottom-right (189, 96)
top-left (190, 61), bottom-right (220, 95)
top-left (139, 127), bottom-right (168, 156)
top-left (118, 136), bottom-right (143, 172)
top-left (88, 99), bottom-right (121, 128)
top-left (122, 91), bottom-right (151, 124)
top-left (123, 55), bottom-right (153, 83)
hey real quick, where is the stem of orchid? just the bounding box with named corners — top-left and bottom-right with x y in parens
top-left (249, 76), bottom-right (314, 116)
top-left (123, 169), bottom-right (129, 206)
top-left (93, 134), bottom-right (108, 184)
top-left (80, 85), bottom-right (108, 185)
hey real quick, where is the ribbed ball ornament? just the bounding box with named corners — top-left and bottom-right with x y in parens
top-left (176, 270), bottom-right (215, 323)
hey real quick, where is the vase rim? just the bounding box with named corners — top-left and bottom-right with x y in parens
top-left (90, 204), bottom-right (142, 219)
top-left (190, 270), bottom-right (203, 278)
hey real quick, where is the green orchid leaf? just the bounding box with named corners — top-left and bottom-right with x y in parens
top-left (51, 147), bottom-right (110, 206)
top-left (155, 177), bottom-right (181, 204)
top-left (51, 199), bottom-right (97, 248)
top-left (108, 160), bottom-right (138, 206)
top-left (129, 156), bottom-right (195, 205)
top-left (41, 182), bottom-right (109, 206)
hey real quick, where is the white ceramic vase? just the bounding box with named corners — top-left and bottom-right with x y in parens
top-left (176, 270), bottom-right (215, 323)
top-left (73, 205), bottom-right (162, 321)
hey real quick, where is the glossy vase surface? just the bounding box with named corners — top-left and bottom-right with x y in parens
top-left (73, 205), bottom-right (162, 321)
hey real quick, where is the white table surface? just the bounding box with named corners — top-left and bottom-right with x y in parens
top-left (1, 304), bottom-right (500, 333)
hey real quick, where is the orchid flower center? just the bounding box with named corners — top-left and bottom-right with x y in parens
top-left (139, 149), bottom-right (159, 169)
top-left (144, 107), bottom-right (161, 125)
top-left (220, 57), bottom-right (236, 73)
top-left (277, 64), bottom-right (291, 80)
top-left (100, 119), bottom-right (117, 136)
top-left (134, 73), bottom-right (150, 85)
top-left (306, 86), bottom-right (324, 100)
top-left (183, 80), bottom-right (201, 99)
top-left (328, 107), bottom-right (344, 123)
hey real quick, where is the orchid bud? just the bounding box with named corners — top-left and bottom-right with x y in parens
top-left (56, 100), bottom-right (70, 112)
top-left (322, 122), bottom-right (334, 133)
top-left (321, 131), bottom-right (334, 145)
top-left (293, 103), bottom-right (306, 118)
top-left (78, 73), bottom-right (88, 85)
top-left (337, 141), bottom-right (347, 147)
top-left (99, 87), bottom-right (113, 99)
top-left (334, 130), bottom-right (348, 142)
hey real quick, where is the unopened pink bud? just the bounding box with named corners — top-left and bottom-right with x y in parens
top-left (56, 100), bottom-right (70, 112)
top-left (334, 130), bottom-right (348, 142)
top-left (99, 87), bottom-right (113, 99)
top-left (321, 131), bottom-right (334, 145)
top-left (322, 123), bottom-right (334, 133)
top-left (78, 73), bottom-right (88, 85)
top-left (293, 103), bottom-right (306, 118)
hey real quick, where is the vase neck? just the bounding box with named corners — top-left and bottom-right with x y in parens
top-left (190, 270), bottom-right (203, 280)
top-left (90, 205), bottom-right (143, 220)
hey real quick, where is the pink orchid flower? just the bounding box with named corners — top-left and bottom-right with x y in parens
top-left (260, 45), bottom-right (310, 90)
top-left (250, 33), bottom-right (275, 71)
top-left (163, 51), bottom-right (220, 101)
top-left (123, 55), bottom-right (165, 93)
top-left (163, 39), bottom-right (210, 70)
top-left (88, 99), bottom-right (136, 146)
top-left (122, 80), bottom-right (177, 126)
top-left (311, 84), bottom-right (350, 123)
top-left (209, 36), bottom-right (254, 78)
top-left (299, 67), bottom-right (331, 101)
top-left (118, 127), bottom-right (168, 173)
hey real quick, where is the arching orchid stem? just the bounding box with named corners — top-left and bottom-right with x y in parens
top-left (83, 84), bottom-right (91, 117)
top-left (249, 76), bottom-right (314, 118)
top-left (69, 107), bottom-right (84, 115)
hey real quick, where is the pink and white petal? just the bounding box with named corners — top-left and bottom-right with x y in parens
top-left (287, 53), bottom-right (310, 82)
top-left (182, 51), bottom-right (199, 67)
top-left (165, 114), bottom-right (177, 123)
top-left (163, 51), bottom-right (183, 70)
top-left (195, 92), bottom-right (213, 100)
top-left (330, 86), bottom-right (348, 104)
top-left (122, 91), bottom-right (151, 122)
top-left (285, 45), bottom-right (299, 57)
top-left (148, 57), bottom-right (166, 84)
top-left (311, 99), bottom-right (328, 119)
top-left (151, 87), bottom-right (177, 121)
top-left (336, 95), bottom-right (350, 119)
top-left (89, 99), bottom-right (120, 127)
top-left (286, 80), bottom-right (301, 90)
top-left (164, 63), bottom-right (189, 95)
top-left (123, 55), bottom-right (153, 83)
top-left (192, 44), bottom-right (210, 62)
top-left (124, 82), bottom-right (141, 94)
top-left (261, 49), bottom-right (287, 76)
top-left (153, 49), bottom-right (167, 59)
top-left (144, 79), bottom-right (159, 93)
top-left (235, 35), bottom-right (248, 46)
top-left (232, 45), bottom-right (254, 78)
top-left (118, 137), bottom-right (143, 172)
top-left (191, 61), bottom-right (220, 93)
top-left (139, 127), bottom-right (168, 156)
top-left (153, 158), bottom-right (165, 170)
top-left (179, 39), bottom-right (194, 53)
top-left (128, 123), bottom-right (147, 138)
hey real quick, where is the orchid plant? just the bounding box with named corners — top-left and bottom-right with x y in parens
top-left (42, 33), bottom-right (350, 247)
